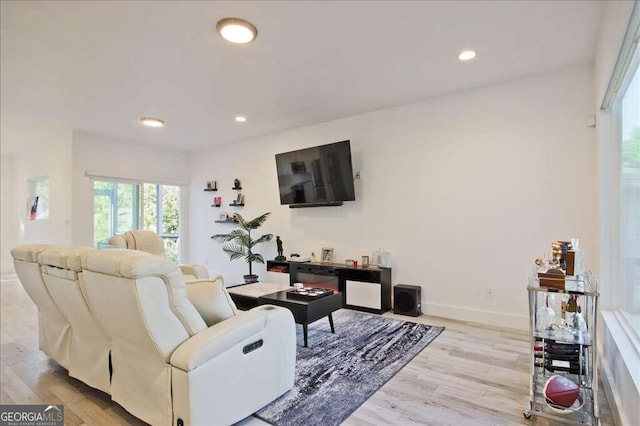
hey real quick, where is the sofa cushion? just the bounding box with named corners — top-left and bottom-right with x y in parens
top-left (186, 277), bottom-right (237, 326)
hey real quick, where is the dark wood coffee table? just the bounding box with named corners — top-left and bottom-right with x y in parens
top-left (258, 290), bottom-right (342, 347)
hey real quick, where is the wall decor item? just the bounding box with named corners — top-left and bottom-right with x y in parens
top-left (275, 236), bottom-right (286, 261)
top-left (229, 193), bottom-right (244, 206)
top-left (28, 196), bottom-right (39, 220)
top-left (233, 178), bottom-right (242, 190)
top-left (27, 177), bottom-right (50, 220)
top-left (321, 248), bottom-right (334, 263)
top-left (373, 249), bottom-right (391, 267)
top-left (206, 180), bottom-right (217, 190)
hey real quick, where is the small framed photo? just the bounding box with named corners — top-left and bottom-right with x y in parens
top-left (321, 248), bottom-right (334, 263)
top-left (361, 255), bottom-right (370, 268)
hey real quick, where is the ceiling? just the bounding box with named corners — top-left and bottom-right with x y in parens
top-left (1, 1), bottom-right (605, 153)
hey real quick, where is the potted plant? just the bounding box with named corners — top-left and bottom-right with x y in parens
top-left (211, 212), bottom-right (273, 284)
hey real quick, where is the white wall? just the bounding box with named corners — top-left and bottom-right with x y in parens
top-left (1, 155), bottom-right (18, 273)
top-left (1, 130), bottom-right (74, 258)
top-left (594, 1), bottom-right (638, 425)
top-left (71, 130), bottom-right (191, 248)
top-left (190, 65), bottom-right (597, 329)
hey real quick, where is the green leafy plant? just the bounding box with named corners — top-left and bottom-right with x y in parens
top-left (211, 212), bottom-right (273, 277)
top-left (622, 126), bottom-right (640, 166)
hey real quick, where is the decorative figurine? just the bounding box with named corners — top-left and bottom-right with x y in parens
top-left (233, 178), bottom-right (241, 189)
top-left (275, 236), bottom-right (286, 261)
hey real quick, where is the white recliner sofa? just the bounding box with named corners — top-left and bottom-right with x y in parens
top-left (108, 230), bottom-right (209, 279)
top-left (11, 244), bottom-right (71, 369)
top-left (80, 249), bottom-right (296, 425)
top-left (38, 246), bottom-right (145, 394)
top-left (11, 245), bottom-right (296, 425)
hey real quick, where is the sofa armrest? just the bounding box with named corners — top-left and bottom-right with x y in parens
top-left (184, 276), bottom-right (237, 326)
top-left (170, 306), bottom-right (294, 372)
top-left (179, 264), bottom-right (209, 279)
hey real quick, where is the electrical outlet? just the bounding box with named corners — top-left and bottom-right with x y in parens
top-left (486, 288), bottom-right (494, 299)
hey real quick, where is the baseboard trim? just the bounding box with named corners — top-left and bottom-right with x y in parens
top-left (425, 301), bottom-right (528, 330)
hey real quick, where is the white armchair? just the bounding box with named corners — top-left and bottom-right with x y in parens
top-left (108, 230), bottom-right (210, 279)
top-left (79, 249), bottom-right (296, 426)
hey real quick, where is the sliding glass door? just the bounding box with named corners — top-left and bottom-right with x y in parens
top-left (93, 180), bottom-right (182, 262)
top-left (142, 183), bottom-right (181, 262)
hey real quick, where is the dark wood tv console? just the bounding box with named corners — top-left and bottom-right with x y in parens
top-left (266, 260), bottom-right (391, 314)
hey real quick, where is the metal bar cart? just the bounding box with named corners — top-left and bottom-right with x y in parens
top-left (524, 271), bottom-right (600, 425)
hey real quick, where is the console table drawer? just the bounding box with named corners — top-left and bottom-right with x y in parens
top-left (345, 280), bottom-right (381, 310)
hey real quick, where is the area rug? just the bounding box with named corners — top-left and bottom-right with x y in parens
top-left (255, 309), bottom-right (444, 425)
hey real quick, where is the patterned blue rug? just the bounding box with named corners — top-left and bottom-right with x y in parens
top-left (255, 309), bottom-right (444, 425)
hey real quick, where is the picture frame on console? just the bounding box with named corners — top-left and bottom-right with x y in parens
top-left (321, 248), bottom-right (334, 263)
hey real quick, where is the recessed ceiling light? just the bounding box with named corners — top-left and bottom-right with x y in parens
top-left (235, 115), bottom-right (247, 123)
top-left (458, 50), bottom-right (476, 61)
top-left (217, 18), bottom-right (257, 44)
top-left (140, 117), bottom-right (165, 127)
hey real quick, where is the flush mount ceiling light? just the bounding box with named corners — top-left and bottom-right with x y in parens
top-left (140, 117), bottom-right (165, 127)
top-left (458, 50), bottom-right (477, 61)
top-left (217, 18), bottom-right (257, 44)
top-left (235, 115), bottom-right (247, 123)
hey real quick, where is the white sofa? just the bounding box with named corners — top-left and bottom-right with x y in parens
top-left (11, 244), bottom-right (71, 369)
top-left (108, 230), bottom-right (209, 280)
top-left (11, 244), bottom-right (296, 425)
top-left (38, 245), bottom-right (116, 394)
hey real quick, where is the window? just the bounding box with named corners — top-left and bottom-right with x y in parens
top-left (620, 61), bottom-right (640, 320)
top-left (142, 183), bottom-right (181, 262)
top-left (93, 181), bottom-right (140, 247)
top-left (606, 40), bottom-right (640, 336)
top-left (93, 180), bottom-right (182, 263)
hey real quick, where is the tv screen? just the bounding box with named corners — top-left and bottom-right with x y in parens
top-left (275, 140), bottom-right (356, 206)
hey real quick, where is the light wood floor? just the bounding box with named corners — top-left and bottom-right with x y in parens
top-left (1, 275), bottom-right (613, 425)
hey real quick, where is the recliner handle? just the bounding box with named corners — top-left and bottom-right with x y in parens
top-left (242, 339), bottom-right (263, 354)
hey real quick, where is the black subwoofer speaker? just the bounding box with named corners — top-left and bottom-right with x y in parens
top-left (394, 284), bottom-right (421, 317)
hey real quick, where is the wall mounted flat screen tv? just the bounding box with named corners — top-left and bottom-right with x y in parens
top-left (275, 140), bottom-right (356, 207)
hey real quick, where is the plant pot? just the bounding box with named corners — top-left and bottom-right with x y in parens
top-left (243, 274), bottom-right (259, 284)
